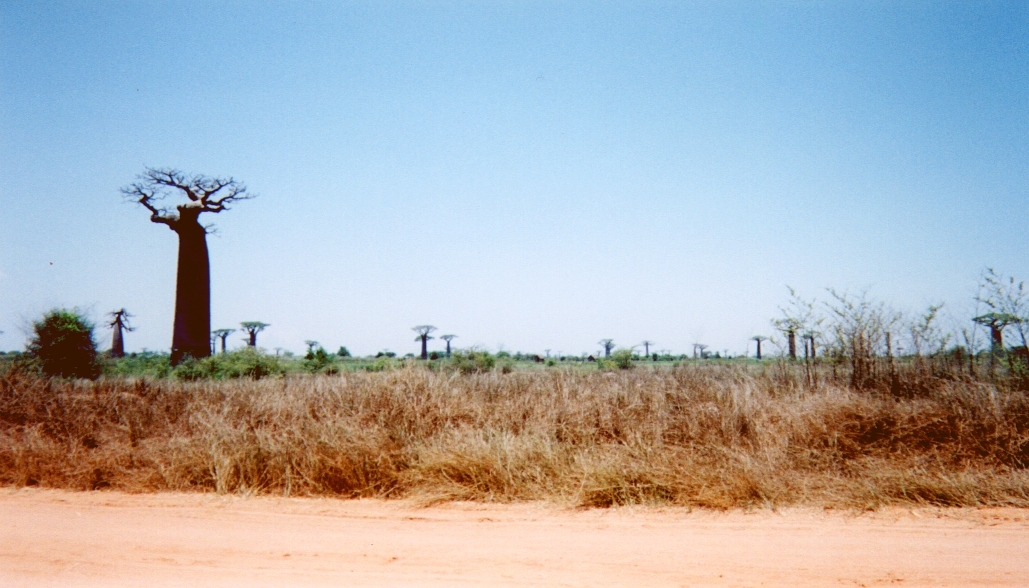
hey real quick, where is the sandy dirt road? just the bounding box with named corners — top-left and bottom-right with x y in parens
top-left (2, 489), bottom-right (1028, 587)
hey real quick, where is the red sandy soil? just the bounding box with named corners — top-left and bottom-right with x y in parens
top-left (2, 489), bottom-right (1028, 587)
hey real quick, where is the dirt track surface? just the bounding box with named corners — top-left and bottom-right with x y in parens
top-left (2, 489), bottom-right (1028, 587)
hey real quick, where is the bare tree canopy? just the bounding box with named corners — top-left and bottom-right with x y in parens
top-left (121, 167), bottom-right (252, 230)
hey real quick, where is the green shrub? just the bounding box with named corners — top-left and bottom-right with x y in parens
top-left (105, 351), bottom-right (172, 378)
top-left (25, 309), bottom-right (100, 379)
top-left (612, 349), bottom-right (634, 370)
top-left (451, 351), bottom-right (496, 374)
top-left (209, 348), bottom-right (284, 379)
top-left (304, 346), bottom-right (337, 374)
top-left (172, 356), bottom-right (210, 381)
top-left (365, 356), bottom-right (397, 372)
top-left (167, 348), bottom-right (284, 380)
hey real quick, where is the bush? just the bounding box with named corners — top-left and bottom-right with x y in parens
top-left (104, 351), bottom-right (172, 378)
top-left (25, 309), bottom-right (100, 379)
top-left (451, 351), bottom-right (496, 374)
top-left (168, 348), bottom-right (284, 381)
top-left (612, 349), bottom-right (634, 370)
top-left (304, 346), bottom-right (337, 374)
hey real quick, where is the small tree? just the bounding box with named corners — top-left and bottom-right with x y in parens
top-left (413, 325), bottom-right (437, 359)
top-left (440, 334), bottom-right (456, 358)
top-left (107, 309), bottom-right (134, 358)
top-left (598, 339), bottom-right (615, 357)
top-left (212, 328), bottom-right (234, 353)
top-left (26, 309), bottom-right (100, 379)
top-left (337, 346), bottom-right (351, 357)
top-left (240, 322), bottom-right (269, 347)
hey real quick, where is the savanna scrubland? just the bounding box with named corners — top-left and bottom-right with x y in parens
top-left (2, 356), bottom-right (1027, 509)
top-left (4, 275), bottom-right (1029, 509)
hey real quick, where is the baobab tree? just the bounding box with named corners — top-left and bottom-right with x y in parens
top-left (694, 343), bottom-right (709, 359)
top-left (122, 168), bottom-right (252, 365)
top-left (598, 339), bottom-right (614, 357)
top-left (973, 312), bottom-right (1021, 353)
top-left (304, 340), bottom-right (319, 354)
top-left (107, 309), bottom-right (134, 358)
top-left (212, 328), bottom-right (234, 353)
top-left (241, 321), bottom-right (269, 347)
top-left (640, 340), bottom-right (654, 359)
top-left (413, 325), bottom-right (436, 359)
top-left (440, 334), bottom-right (456, 358)
top-left (751, 335), bottom-right (767, 359)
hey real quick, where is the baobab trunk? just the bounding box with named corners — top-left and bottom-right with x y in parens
top-left (111, 325), bottom-right (125, 358)
top-left (420, 336), bottom-right (428, 360)
top-left (991, 325), bottom-right (1003, 351)
top-left (788, 330), bottom-right (797, 360)
top-left (170, 213), bottom-right (211, 365)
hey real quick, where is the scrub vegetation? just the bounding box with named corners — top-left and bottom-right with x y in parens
top-left (3, 270), bottom-right (1028, 509)
top-left (1, 358), bottom-right (1027, 509)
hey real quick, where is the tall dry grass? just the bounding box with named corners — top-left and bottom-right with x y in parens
top-left (1, 363), bottom-right (1027, 508)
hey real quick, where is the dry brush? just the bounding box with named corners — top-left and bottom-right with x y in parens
top-left (1, 364), bottom-right (1028, 509)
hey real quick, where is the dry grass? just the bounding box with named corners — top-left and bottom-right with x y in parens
top-left (2, 363), bottom-right (1028, 509)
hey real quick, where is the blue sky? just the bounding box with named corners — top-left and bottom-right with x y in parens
top-left (1, 1), bottom-right (1026, 357)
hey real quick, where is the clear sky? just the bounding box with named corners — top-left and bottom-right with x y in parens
top-left (1, 1), bottom-right (1026, 357)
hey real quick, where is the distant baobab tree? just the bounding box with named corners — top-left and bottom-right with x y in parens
top-left (751, 335), bottom-right (768, 360)
top-left (640, 340), bottom-right (654, 359)
top-left (122, 167), bottom-right (253, 365)
top-left (695, 344), bottom-right (709, 359)
top-left (212, 328), bottom-right (234, 353)
top-left (241, 321), bottom-right (269, 347)
top-left (304, 340), bottom-right (319, 353)
top-left (598, 339), bottom-right (614, 357)
top-left (413, 325), bottom-right (437, 359)
top-left (440, 334), bottom-right (456, 358)
top-left (973, 312), bottom-right (1022, 352)
top-left (107, 309), bottom-right (134, 358)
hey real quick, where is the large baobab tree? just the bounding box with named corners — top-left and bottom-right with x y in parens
top-left (440, 334), bottom-right (456, 358)
top-left (241, 321), bottom-right (269, 347)
top-left (212, 328), bottom-right (234, 353)
top-left (413, 325), bottom-right (437, 359)
top-left (751, 335), bottom-right (767, 360)
top-left (598, 339), bottom-right (614, 357)
top-left (122, 168), bottom-right (252, 365)
top-left (107, 309), bottom-right (134, 358)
